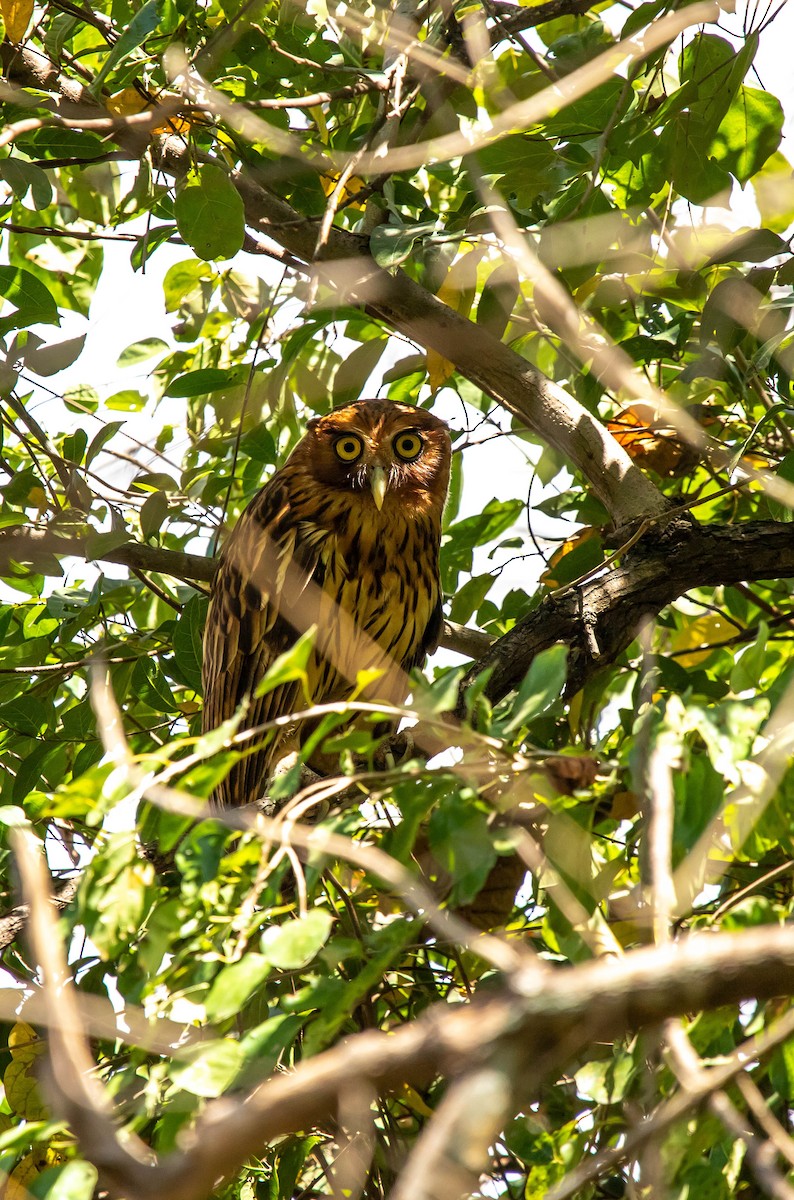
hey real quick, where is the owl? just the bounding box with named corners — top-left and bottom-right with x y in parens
top-left (202, 399), bottom-right (451, 808)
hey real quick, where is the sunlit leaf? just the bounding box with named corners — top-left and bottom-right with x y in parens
top-left (261, 910), bottom-right (334, 970)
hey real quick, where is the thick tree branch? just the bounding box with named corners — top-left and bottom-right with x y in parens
top-left (35, 916), bottom-right (794, 1200)
top-left (461, 518), bottom-right (794, 706)
top-left (5, 518), bottom-right (794, 703)
top-left (231, 171), bottom-right (668, 528)
top-left (486, 0), bottom-right (603, 36)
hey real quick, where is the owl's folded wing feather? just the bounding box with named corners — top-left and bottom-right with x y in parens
top-left (202, 476), bottom-right (325, 807)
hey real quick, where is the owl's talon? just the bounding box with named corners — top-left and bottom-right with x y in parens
top-left (374, 730), bottom-right (414, 771)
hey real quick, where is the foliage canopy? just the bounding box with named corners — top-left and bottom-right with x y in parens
top-left (2, 0), bottom-right (794, 1197)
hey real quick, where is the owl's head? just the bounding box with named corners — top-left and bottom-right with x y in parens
top-left (301, 400), bottom-right (451, 517)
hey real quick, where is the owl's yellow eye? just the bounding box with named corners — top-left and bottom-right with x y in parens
top-left (393, 431), bottom-right (423, 462)
top-left (334, 434), bottom-right (364, 463)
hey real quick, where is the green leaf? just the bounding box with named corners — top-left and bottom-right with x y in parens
top-left (260, 909), bottom-right (334, 970)
top-left (21, 334), bottom-right (86, 376)
top-left (29, 1159), bottom-right (98, 1199)
top-left (255, 627), bottom-right (316, 700)
top-left (770, 1038), bottom-right (794, 1101)
top-left (767, 450), bottom-right (794, 522)
top-left (164, 367), bottom-right (238, 397)
top-left (369, 220), bottom-right (437, 270)
top-left (301, 919), bottom-right (415, 1055)
top-left (332, 337), bottom-right (388, 407)
top-left (131, 224), bottom-right (179, 270)
top-left (173, 594), bottom-right (207, 692)
top-left (17, 128), bottom-right (104, 160)
top-left (62, 429), bottom-right (88, 466)
top-left (106, 389), bottom-right (147, 412)
top-left (85, 421), bottom-right (124, 467)
top-left (712, 86), bottom-right (783, 185)
top-left (0, 267), bottom-right (59, 334)
top-left (63, 384), bottom-right (99, 414)
top-left (476, 263), bottom-right (520, 339)
top-left (175, 163), bottom-right (245, 262)
top-left (0, 696), bottom-right (50, 737)
top-left (205, 954), bottom-right (272, 1021)
top-left (500, 644), bottom-right (568, 734)
top-left (84, 529), bottom-right (131, 560)
top-left (415, 666), bottom-right (466, 715)
top-left (240, 424), bottom-right (276, 464)
top-left (117, 337), bottom-right (168, 366)
top-left (0, 159), bottom-right (53, 210)
top-left (238, 1013), bottom-right (305, 1067)
top-left (89, 0), bottom-right (166, 94)
top-left (427, 791), bottom-right (497, 906)
top-left (704, 227), bottom-right (786, 267)
top-left (730, 621), bottom-right (769, 693)
top-left (171, 1039), bottom-right (244, 1098)
top-left (574, 1053), bottom-right (635, 1103)
top-left (140, 491), bottom-right (169, 539)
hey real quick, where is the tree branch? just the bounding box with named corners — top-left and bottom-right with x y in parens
top-left (0, 526), bottom-right (214, 584)
top-left (5, 517), bottom-right (794, 703)
top-left (231, 170), bottom-right (668, 528)
top-left (35, 914), bottom-right (794, 1200)
top-left (486, 0), bottom-right (603, 36)
top-left (0, 874), bottom-right (80, 952)
top-left (461, 518), bottom-right (794, 707)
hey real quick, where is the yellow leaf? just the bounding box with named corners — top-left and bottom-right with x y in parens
top-left (4, 1059), bottom-right (48, 1120)
top-left (8, 1022), bottom-right (43, 1060)
top-left (397, 1083), bottom-right (435, 1118)
top-left (152, 114), bottom-right (192, 138)
top-left (5, 1022), bottom-right (47, 1120)
top-left (669, 613), bottom-right (735, 667)
top-left (107, 88), bottom-right (149, 116)
top-left (426, 246), bottom-right (487, 392)
top-left (1, 0), bottom-right (33, 44)
top-left (28, 486), bottom-right (47, 511)
top-left (435, 245), bottom-right (485, 316)
top-left (6, 1147), bottom-right (53, 1200)
top-left (539, 527), bottom-right (599, 588)
top-left (352, 667), bottom-right (384, 696)
top-left (319, 172), bottom-right (366, 209)
top-left (426, 348), bottom-right (456, 392)
top-left (567, 688), bottom-right (583, 736)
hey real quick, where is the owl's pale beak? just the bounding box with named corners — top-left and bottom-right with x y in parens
top-left (370, 465), bottom-right (388, 510)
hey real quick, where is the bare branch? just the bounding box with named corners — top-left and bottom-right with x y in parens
top-left (460, 519), bottom-right (794, 708)
top-left (486, 0), bottom-right (602, 35)
top-left (0, 874), bottom-right (79, 952)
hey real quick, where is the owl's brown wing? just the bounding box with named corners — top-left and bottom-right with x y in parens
top-left (402, 593), bottom-right (443, 673)
top-left (202, 476), bottom-right (326, 808)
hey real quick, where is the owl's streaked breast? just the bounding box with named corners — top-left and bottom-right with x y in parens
top-left (302, 498), bottom-right (441, 706)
